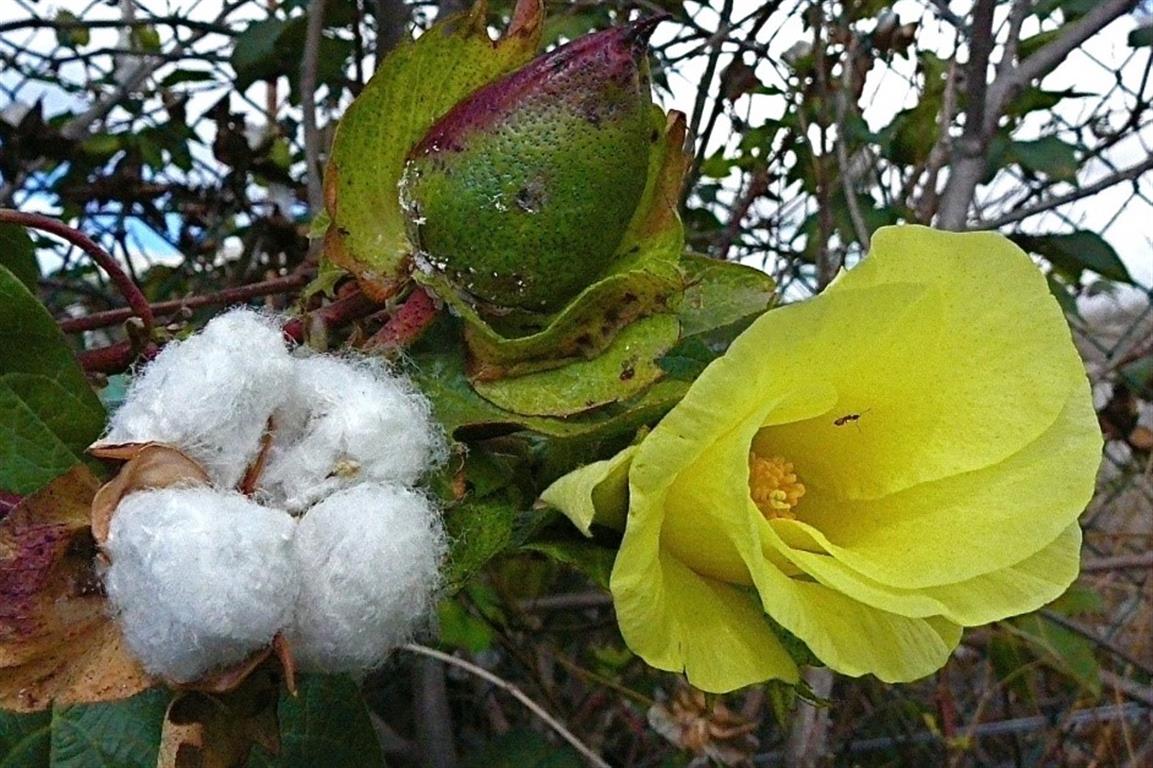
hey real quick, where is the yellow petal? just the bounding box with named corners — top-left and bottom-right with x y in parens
top-left (768, 522), bottom-right (1082, 625)
top-left (757, 226), bottom-right (1089, 501)
top-left (539, 446), bottom-right (636, 536)
top-left (776, 384), bottom-right (1099, 587)
top-left (612, 485), bottom-right (798, 691)
top-left (654, 412), bottom-right (961, 681)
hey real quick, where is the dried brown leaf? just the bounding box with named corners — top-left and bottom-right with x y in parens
top-left (158, 666), bottom-right (282, 768)
top-left (89, 442), bottom-right (210, 545)
top-left (0, 465), bottom-right (154, 711)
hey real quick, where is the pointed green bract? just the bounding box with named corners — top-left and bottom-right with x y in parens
top-left (471, 313), bottom-right (679, 417)
top-left (323, 0), bottom-right (544, 299)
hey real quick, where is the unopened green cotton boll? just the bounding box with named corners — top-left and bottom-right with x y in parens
top-left (103, 487), bottom-right (298, 682)
top-left (258, 356), bottom-right (444, 513)
top-left (287, 483), bottom-right (446, 673)
top-left (99, 309), bottom-right (293, 489)
top-left (401, 19), bottom-right (661, 311)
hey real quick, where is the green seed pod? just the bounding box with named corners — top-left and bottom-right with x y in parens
top-left (400, 18), bottom-right (662, 312)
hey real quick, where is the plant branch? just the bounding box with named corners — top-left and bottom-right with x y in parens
top-left (936, 0), bottom-right (1138, 229)
top-left (59, 272), bottom-right (311, 333)
top-left (301, 0), bottom-right (329, 213)
top-left (936, 0), bottom-right (995, 230)
top-left (978, 155), bottom-right (1153, 229)
top-left (989, 0), bottom-right (1138, 119)
top-left (1082, 551), bottom-right (1153, 573)
top-left (836, 38), bottom-right (869, 250)
top-left (0, 209), bottom-right (153, 334)
top-left (401, 644), bottom-right (611, 768)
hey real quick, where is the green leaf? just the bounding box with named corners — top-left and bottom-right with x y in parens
top-left (408, 318), bottom-right (688, 441)
top-left (1010, 136), bottom-right (1079, 182)
top-left (437, 597), bottom-right (496, 653)
top-left (0, 267), bottom-right (105, 493)
top-left (249, 676), bottom-right (383, 768)
top-left (472, 314), bottom-right (680, 417)
top-left (677, 253), bottom-right (775, 338)
top-left (1018, 28), bottom-right (1061, 59)
top-left (0, 710), bottom-right (49, 768)
top-left (1003, 615), bottom-right (1102, 696)
top-left (47, 690), bottom-right (169, 768)
top-left (0, 225), bottom-right (39, 292)
top-left (1011, 231), bottom-right (1133, 284)
top-left (462, 729), bottom-right (583, 768)
top-left (1130, 26), bottom-right (1153, 48)
top-left (1004, 87), bottom-right (1092, 119)
top-left (442, 497), bottom-right (522, 593)
top-left (0, 689), bottom-right (169, 768)
top-left (325, 2), bottom-right (543, 298)
top-left (522, 537), bottom-right (616, 589)
top-left (53, 11), bottom-right (90, 48)
top-left (230, 18), bottom-right (292, 90)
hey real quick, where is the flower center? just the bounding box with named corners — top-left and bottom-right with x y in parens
top-left (748, 452), bottom-right (806, 520)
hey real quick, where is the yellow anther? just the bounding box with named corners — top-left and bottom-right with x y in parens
top-left (748, 453), bottom-right (806, 520)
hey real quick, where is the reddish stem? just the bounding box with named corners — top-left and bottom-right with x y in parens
top-left (0, 209), bottom-right (154, 334)
top-left (59, 272), bottom-right (310, 334)
top-left (281, 288), bottom-right (382, 343)
top-left (365, 286), bottom-right (440, 351)
top-left (79, 339), bottom-right (159, 375)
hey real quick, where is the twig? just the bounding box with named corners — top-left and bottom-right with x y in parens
top-left (414, 657), bottom-right (459, 768)
top-left (58, 272), bottom-right (311, 333)
top-left (301, 0), bottom-right (329, 213)
top-left (835, 38), bottom-right (870, 250)
top-left (937, 0), bottom-right (1138, 229)
top-left (978, 155), bottom-right (1153, 229)
top-left (401, 643), bottom-right (612, 768)
top-left (281, 288), bottom-right (382, 344)
top-left (79, 339), bottom-right (157, 375)
top-left (0, 209), bottom-right (153, 334)
top-left (682, 0), bottom-right (734, 206)
top-left (0, 16), bottom-right (234, 35)
top-left (784, 667), bottom-right (834, 768)
top-left (1081, 551), bottom-right (1153, 573)
top-left (936, 0), bottom-right (996, 231)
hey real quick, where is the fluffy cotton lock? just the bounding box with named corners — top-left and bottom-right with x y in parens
top-left (100, 309), bottom-right (293, 489)
top-left (258, 355), bottom-right (443, 512)
top-left (287, 483), bottom-right (446, 673)
top-left (103, 487), bottom-right (298, 682)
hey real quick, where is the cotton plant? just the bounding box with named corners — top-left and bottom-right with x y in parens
top-left (0, 0), bottom-right (1110, 762)
top-left (95, 309), bottom-right (446, 683)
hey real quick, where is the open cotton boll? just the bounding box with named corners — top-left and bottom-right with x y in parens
top-left (258, 355), bottom-right (444, 512)
top-left (100, 309), bottom-right (293, 489)
top-left (103, 486), bottom-right (298, 682)
top-left (288, 483), bottom-right (445, 673)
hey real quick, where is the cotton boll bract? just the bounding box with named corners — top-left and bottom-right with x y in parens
top-left (288, 483), bottom-right (446, 673)
top-left (258, 356), bottom-right (444, 512)
top-left (100, 309), bottom-right (293, 490)
top-left (103, 487), bottom-right (298, 683)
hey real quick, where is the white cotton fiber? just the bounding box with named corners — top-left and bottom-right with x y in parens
top-left (287, 483), bottom-right (446, 673)
top-left (258, 355), bottom-right (444, 512)
top-left (103, 487), bottom-right (298, 682)
top-left (100, 309), bottom-right (293, 489)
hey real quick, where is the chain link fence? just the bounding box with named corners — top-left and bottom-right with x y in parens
top-left (0, 0), bottom-right (1150, 765)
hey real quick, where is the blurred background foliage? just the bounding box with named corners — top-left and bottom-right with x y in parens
top-left (0, 0), bottom-right (1150, 766)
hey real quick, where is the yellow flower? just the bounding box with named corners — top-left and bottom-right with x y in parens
top-left (541, 225), bottom-right (1101, 693)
